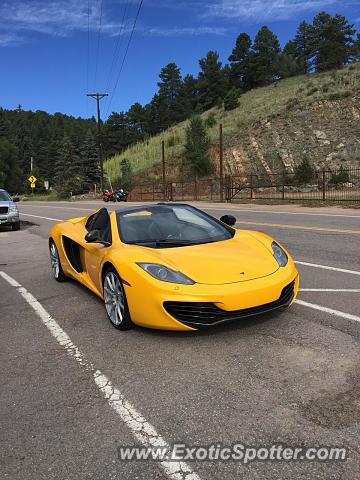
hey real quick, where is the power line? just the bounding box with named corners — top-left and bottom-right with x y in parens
top-left (105, 0), bottom-right (130, 93)
top-left (106, 0), bottom-right (144, 116)
top-left (86, 0), bottom-right (90, 117)
top-left (94, 0), bottom-right (104, 90)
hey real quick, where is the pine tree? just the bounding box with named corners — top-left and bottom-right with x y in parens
top-left (158, 63), bottom-right (182, 103)
top-left (228, 33), bottom-right (252, 90)
top-left (55, 135), bottom-right (84, 197)
top-left (198, 51), bottom-right (226, 110)
top-left (0, 137), bottom-right (22, 193)
top-left (311, 12), bottom-right (356, 72)
top-left (249, 26), bottom-right (281, 87)
top-left (353, 33), bottom-right (360, 61)
top-left (80, 130), bottom-right (100, 191)
top-left (184, 116), bottom-right (212, 176)
top-left (224, 88), bottom-right (240, 111)
top-left (294, 157), bottom-right (314, 184)
top-left (120, 158), bottom-right (133, 189)
top-left (279, 40), bottom-right (307, 78)
top-left (294, 21), bottom-right (314, 73)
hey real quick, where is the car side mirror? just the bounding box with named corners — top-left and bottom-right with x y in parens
top-left (12, 197), bottom-right (20, 203)
top-left (85, 230), bottom-right (111, 247)
top-left (85, 230), bottom-right (100, 243)
top-left (220, 214), bottom-right (236, 226)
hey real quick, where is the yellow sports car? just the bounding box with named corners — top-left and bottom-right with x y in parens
top-left (49, 204), bottom-right (299, 331)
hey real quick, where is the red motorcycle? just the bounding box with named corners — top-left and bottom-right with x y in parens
top-left (102, 189), bottom-right (129, 202)
top-left (102, 190), bottom-right (115, 202)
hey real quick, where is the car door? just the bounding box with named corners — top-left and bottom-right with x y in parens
top-left (83, 208), bottom-right (112, 294)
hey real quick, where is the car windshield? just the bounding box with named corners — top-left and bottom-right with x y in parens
top-left (116, 204), bottom-right (234, 248)
top-left (0, 191), bottom-right (11, 201)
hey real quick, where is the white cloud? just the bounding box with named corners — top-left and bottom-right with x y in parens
top-left (0, 0), bottom-right (126, 43)
top-left (206, 0), bottom-right (341, 22)
top-left (144, 26), bottom-right (227, 36)
top-left (0, 0), bottom-right (226, 46)
top-left (0, 32), bottom-right (24, 47)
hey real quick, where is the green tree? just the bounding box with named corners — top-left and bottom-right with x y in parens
top-left (224, 88), bottom-right (240, 111)
top-left (80, 130), bottom-right (100, 190)
top-left (311, 12), bottom-right (356, 72)
top-left (120, 158), bottom-right (133, 189)
top-left (279, 40), bottom-right (307, 78)
top-left (294, 20), bottom-right (314, 73)
top-left (228, 33), bottom-right (252, 90)
top-left (294, 157), bottom-right (314, 184)
top-left (330, 166), bottom-right (349, 184)
top-left (249, 26), bottom-right (281, 87)
top-left (198, 51), bottom-right (226, 110)
top-left (184, 116), bottom-right (212, 176)
top-left (0, 137), bottom-right (22, 193)
top-left (55, 135), bottom-right (84, 197)
top-left (353, 33), bottom-right (360, 61)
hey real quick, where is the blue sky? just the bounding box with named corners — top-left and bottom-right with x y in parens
top-left (1, 0), bottom-right (359, 120)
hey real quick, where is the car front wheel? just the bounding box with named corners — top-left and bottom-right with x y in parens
top-left (103, 268), bottom-right (133, 330)
top-left (49, 240), bottom-right (67, 282)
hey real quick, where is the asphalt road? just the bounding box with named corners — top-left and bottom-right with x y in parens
top-left (1, 200), bottom-right (360, 480)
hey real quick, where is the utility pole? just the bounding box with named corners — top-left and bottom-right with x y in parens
top-left (86, 93), bottom-right (108, 192)
top-left (219, 123), bottom-right (224, 203)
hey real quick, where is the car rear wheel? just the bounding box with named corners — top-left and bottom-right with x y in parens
top-left (49, 240), bottom-right (67, 282)
top-left (103, 268), bottom-right (133, 330)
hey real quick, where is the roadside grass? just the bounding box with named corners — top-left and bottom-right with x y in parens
top-left (105, 63), bottom-right (360, 184)
top-left (21, 192), bottom-right (61, 201)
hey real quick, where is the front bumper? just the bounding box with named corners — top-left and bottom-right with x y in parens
top-left (0, 211), bottom-right (20, 226)
top-left (125, 263), bottom-right (299, 331)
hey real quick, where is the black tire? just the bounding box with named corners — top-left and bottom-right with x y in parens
top-left (49, 240), bottom-right (67, 282)
top-left (12, 222), bottom-right (20, 231)
top-left (103, 267), bottom-right (133, 330)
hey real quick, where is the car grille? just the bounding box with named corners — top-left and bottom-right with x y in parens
top-left (164, 280), bottom-right (295, 327)
top-left (0, 207), bottom-right (8, 214)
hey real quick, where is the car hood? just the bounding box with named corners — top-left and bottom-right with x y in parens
top-left (140, 231), bottom-right (279, 285)
top-left (0, 201), bottom-right (13, 206)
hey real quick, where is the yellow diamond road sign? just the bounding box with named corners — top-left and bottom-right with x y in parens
top-left (28, 175), bottom-right (37, 184)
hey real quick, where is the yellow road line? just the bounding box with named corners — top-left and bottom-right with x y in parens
top-left (236, 221), bottom-right (360, 235)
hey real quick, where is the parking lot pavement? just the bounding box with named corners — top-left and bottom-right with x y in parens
top-left (1, 201), bottom-right (359, 480)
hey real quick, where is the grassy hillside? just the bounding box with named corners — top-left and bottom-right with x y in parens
top-left (105, 63), bottom-right (360, 184)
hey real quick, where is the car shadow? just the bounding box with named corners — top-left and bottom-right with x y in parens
top-left (62, 275), bottom-right (288, 339)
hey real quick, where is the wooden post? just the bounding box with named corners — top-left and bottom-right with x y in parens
top-left (219, 123), bottom-right (224, 202)
top-left (250, 174), bottom-right (254, 200)
top-left (282, 171), bottom-right (285, 201)
top-left (162, 140), bottom-right (166, 200)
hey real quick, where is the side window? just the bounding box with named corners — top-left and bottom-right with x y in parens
top-left (86, 209), bottom-right (112, 243)
top-left (85, 213), bottom-right (96, 231)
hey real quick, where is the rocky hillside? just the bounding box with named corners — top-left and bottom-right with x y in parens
top-left (105, 63), bottom-right (360, 185)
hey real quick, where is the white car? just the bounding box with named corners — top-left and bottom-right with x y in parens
top-left (0, 189), bottom-right (20, 231)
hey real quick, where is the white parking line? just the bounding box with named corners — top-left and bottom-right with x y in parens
top-left (295, 299), bottom-right (360, 323)
top-left (21, 213), bottom-right (62, 222)
top-left (0, 271), bottom-right (201, 480)
top-left (295, 261), bottom-right (360, 276)
top-left (300, 289), bottom-right (360, 292)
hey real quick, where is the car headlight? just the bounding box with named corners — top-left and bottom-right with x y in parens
top-left (272, 242), bottom-right (288, 267)
top-left (9, 205), bottom-right (18, 214)
top-left (137, 263), bottom-right (195, 285)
